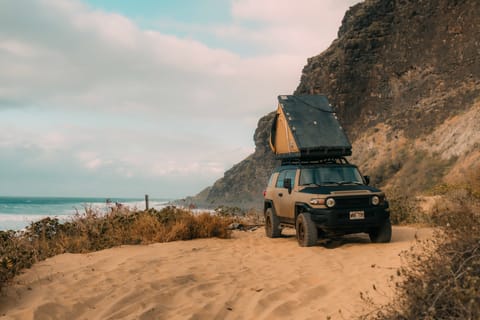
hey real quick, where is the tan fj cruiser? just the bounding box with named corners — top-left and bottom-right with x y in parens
top-left (263, 158), bottom-right (391, 246)
top-left (264, 95), bottom-right (391, 247)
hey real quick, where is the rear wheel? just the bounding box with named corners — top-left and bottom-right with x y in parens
top-left (369, 219), bottom-right (392, 243)
top-left (265, 208), bottom-right (281, 238)
top-left (296, 213), bottom-right (317, 247)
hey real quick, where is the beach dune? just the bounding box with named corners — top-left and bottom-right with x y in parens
top-left (0, 226), bottom-right (430, 319)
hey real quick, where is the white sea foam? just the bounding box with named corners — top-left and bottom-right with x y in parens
top-left (0, 214), bottom-right (50, 222)
top-left (0, 214), bottom-right (70, 231)
top-left (0, 199), bottom-right (171, 231)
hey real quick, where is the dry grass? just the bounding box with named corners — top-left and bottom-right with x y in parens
top-left (362, 179), bottom-right (480, 320)
top-left (214, 205), bottom-right (265, 226)
top-left (0, 206), bottom-right (233, 291)
top-left (387, 188), bottom-right (427, 225)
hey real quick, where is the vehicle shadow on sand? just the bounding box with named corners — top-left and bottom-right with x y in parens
top-left (275, 226), bottom-right (422, 248)
top-left (318, 235), bottom-right (371, 249)
top-left (278, 231), bottom-right (373, 249)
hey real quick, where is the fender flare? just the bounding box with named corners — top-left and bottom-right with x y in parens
top-left (294, 202), bottom-right (311, 220)
top-left (264, 200), bottom-right (277, 216)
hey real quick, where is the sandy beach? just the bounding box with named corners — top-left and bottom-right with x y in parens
top-left (0, 226), bottom-right (431, 320)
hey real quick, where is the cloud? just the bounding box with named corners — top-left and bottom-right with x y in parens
top-left (0, 0), bottom-right (358, 197)
top-left (76, 151), bottom-right (106, 170)
top-left (224, 0), bottom-right (359, 55)
top-left (0, 0), bottom-right (359, 117)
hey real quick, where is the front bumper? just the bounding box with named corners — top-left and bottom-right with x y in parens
top-left (307, 205), bottom-right (390, 232)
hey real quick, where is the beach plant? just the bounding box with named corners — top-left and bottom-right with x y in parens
top-left (386, 189), bottom-right (434, 225)
top-left (362, 180), bottom-right (480, 320)
top-left (0, 230), bottom-right (35, 288)
top-left (0, 207), bottom-right (233, 291)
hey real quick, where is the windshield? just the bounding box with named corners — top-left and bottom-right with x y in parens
top-left (299, 166), bottom-right (364, 185)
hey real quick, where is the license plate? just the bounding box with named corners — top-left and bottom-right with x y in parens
top-left (349, 210), bottom-right (365, 220)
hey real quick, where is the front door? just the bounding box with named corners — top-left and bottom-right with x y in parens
top-left (273, 168), bottom-right (297, 223)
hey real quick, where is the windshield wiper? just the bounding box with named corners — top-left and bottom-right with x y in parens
top-left (338, 181), bottom-right (363, 185)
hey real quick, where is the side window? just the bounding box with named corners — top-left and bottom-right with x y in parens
top-left (276, 169), bottom-right (296, 188)
top-left (276, 170), bottom-right (287, 188)
top-left (267, 173), bottom-right (275, 187)
top-left (285, 170), bottom-right (296, 188)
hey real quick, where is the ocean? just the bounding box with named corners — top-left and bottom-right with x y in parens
top-left (0, 196), bottom-right (171, 231)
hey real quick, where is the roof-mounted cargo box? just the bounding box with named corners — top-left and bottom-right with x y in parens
top-left (269, 95), bottom-right (352, 159)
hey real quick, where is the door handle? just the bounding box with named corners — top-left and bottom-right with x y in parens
top-left (278, 193), bottom-right (283, 197)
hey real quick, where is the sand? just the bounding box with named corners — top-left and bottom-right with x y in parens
top-left (0, 226), bottom-right (431, 320)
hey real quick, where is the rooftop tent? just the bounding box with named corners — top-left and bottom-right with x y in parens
top-left (269, 95), bottom-right (352, 159)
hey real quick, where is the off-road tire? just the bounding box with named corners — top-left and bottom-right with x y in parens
top-left (296, 213), bottom-right (317, 247)
top-left (369, 219), bottom-right (392, 243)
top-left (265, 208), bottom-right (281, 238)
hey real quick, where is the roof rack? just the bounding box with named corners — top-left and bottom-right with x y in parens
top-left (280, 157), bottom-right (350, 166)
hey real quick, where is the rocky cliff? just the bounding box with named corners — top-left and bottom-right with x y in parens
top-left (189, 0), bottom-right (480, 209)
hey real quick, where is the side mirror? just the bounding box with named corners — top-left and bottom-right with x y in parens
top-left (283, 178), bottom-right (292, 193)
top-left (363, 175), bottom-right (370, 185)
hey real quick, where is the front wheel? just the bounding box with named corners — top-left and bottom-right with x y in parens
top-left (265, 208), bottom-right (281, 238)
top-left (296, 213), bottom-right (317, 247)
top-left (369, 219), bottom-right (392, 243)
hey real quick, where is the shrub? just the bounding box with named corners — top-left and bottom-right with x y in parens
top-left (363, 183), bottom-right (480, 320)
top-left (214, 205), bottom-right (245, 217)
top-left (387, 190), bottom-right (419, 225)
top-left (386, 186), bottom-right (433, 225)
top-left (0, 207), bottom-right (233, 291)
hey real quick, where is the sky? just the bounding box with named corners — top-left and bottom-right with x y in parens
top-left (0, 0), bottom-right (360, 199)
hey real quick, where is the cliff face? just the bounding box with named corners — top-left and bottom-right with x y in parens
top-left (190, 0), bottom-right (480, 209)
top-left (296, 0), bottom-right (480, 140)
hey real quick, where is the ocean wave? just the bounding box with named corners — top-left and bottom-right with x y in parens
top-left (0, 200), bottom-right (171, 231)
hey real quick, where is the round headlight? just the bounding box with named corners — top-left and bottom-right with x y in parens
top-left (325, 198), bottom-right (336, 208)
top-left (372, 195), bottom-right (380, 206)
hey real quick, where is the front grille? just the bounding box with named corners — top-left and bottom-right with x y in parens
top-left (334, 196), bottom-right (370, 209)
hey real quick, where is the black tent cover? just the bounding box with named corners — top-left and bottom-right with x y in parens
top-left (273, 95), bottom-right (352, 159)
